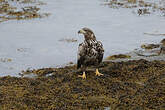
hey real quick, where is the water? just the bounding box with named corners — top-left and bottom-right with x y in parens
top-left (0, 0), bottom-right (164, 76)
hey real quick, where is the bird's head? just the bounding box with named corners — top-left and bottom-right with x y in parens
top-left (78, 28), bottom-right (96, 40)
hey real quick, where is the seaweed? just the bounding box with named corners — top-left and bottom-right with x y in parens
top-left (0, 59), bottom-right (165, 109)
top-left (104, 0), bottom-right (165, 16)
top-left (106, 54), bottom-right (131, 60)
top-left (0, 0), bottom-right (50, 23)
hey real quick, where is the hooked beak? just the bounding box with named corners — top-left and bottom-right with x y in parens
top-left (78, 29), bottom-right (86, 34)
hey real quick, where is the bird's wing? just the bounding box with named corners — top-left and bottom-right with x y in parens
top-left (77, 43), bottom-right (86, 69)
top-left (97, 41), bottom-right (104, 63)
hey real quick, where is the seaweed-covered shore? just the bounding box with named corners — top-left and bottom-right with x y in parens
top-left (0, 0), bottom-right (165, 109)
top-left (0, 0), bottom-right (49, 23)
top-left (0, 59), bottom-right (165, 109)
top-left (104, 0), bottom-right (165, 16)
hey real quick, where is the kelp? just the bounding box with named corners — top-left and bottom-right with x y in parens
top-left (0, 59), bottom-right (165, 109)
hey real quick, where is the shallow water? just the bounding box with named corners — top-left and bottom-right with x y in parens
top-left (0, 0), bottom-right (164, 76)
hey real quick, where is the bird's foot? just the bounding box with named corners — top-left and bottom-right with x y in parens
top-left (78, 72), bottom-right (86, 79)
top-left (95, 69), bottom-right (103, 76)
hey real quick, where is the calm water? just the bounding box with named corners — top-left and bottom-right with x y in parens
top-left (0, 0), bottom-right (164, 76)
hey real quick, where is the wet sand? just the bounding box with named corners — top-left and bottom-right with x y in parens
top-left (0, 59), bottom-right (165, 109)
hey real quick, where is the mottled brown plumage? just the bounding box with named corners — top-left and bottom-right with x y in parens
top-left (77, 28), bottom-right (104, 79)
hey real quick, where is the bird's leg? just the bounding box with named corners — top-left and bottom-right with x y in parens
top-left (78, 71), bottom-right (86, 79)
top-left (95, 68), bottom-right (103, 76)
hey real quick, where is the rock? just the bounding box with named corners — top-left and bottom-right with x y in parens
top-left (138, 8), bottom-right (150, 15)
top-left (106, 54), bottom-right (131, 60)
top-left (159, 39), bottom-right (165, 54)
top-left (160, 38), bottom-right (165, 46)
top-left (159, 45), bottom-right (165, 54)
top-left (141, 44), bottom-right (160, 50)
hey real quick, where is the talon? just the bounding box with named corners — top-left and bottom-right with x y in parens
top-left (78, 72), bottom-right (86, 79)
top-left (95, 69), bottom-right (103, 76)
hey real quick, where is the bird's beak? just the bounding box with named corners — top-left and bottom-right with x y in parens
top-left (78, 29), bottom-right (86, 34)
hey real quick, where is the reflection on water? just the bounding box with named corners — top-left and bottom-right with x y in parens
top-left (0, 0), bottom-right (164, 76)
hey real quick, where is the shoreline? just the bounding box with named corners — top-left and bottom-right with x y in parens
top-left (0, 57), bottom-right (165, 109)
top-left (1, 40), bottom-right (165, 109)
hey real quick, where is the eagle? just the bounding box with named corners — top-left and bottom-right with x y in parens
top-left (77, 28), bottom-right (104, 79)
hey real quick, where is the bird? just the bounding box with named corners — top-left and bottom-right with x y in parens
top-left (77, 27), bottom-right (104, 79)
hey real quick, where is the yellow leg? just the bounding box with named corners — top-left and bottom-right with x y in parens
top-left (95, 69), bottom-right (103, 76)
top-left (78, 71), bottom-right (86, 79)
